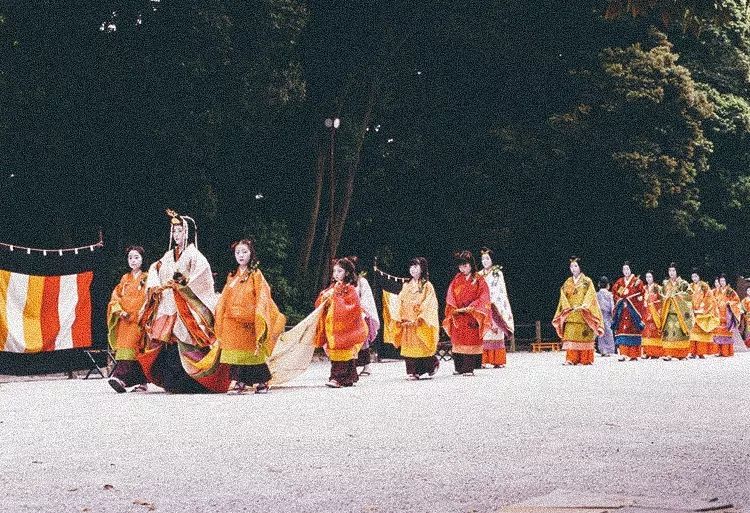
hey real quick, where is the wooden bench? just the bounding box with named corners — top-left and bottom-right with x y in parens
top-left (531, 341), bottom-right (562, 352)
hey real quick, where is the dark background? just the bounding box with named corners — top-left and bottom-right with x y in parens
top-left (2, 1), bottom-right (750, 342)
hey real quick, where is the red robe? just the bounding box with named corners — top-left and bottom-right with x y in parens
top-left (611, 275), bottom-right (646, 343)
top-left (442, 273), bottom-right (491, 355)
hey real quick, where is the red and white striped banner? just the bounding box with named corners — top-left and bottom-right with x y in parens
top-left (0, 270), bottom-right (93, 352)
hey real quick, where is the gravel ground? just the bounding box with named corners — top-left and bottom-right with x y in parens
top-left (1, 351), bottom-right (748, 513)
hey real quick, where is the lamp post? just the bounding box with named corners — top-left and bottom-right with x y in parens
top-left (322, 117), bottom-right (340, 284)
top-left (324, 116), bottom-right (341, 179)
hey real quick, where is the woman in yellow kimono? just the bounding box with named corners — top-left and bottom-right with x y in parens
top-left (314, 258), bottom-right (369, 388)
top-left (660, 263), bottom-right (692, 361)
top-left (383, 257), bottom-right (440, 379)
top-left (215, 239), bottom-right (286, 394)
top-left (712, 274), bottom-right (741, 357)
top-left (688, 269), bottom-right (719, 359)
top-left (107, 246), bottom-right (149, 393)
top-left (552, 257), bottom-right (604, 365)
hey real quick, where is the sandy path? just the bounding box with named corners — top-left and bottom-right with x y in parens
top-left (1, 351), bottom-right (748, 512)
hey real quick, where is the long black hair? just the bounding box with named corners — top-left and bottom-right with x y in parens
top-left (409, 256), bottom-right (429, 282)
top-left (332, 257), bottom-right (359, 286)
top-left (229, 239), bottom-right (259, 275)
top-left (454, 250), bottom-right (477, 275)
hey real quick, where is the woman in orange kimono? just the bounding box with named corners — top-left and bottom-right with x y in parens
top-left (314, 258), bottom-right (369, 388)
top-left (443, 251), bottom-right (491, 376)
top-left (552, 257), bottom-right (604, 365)
top-left (661, 263), bottom-right (692, 361)
top-left (712, 274), bottom-right (740, 357)
top-left (383, 257), bottom-right (440, 379)
top-left (107, 246), bottom-right (149, 393)
top-left (611, 261), bottom-right (646, 361)
top-left (710, 277), bottom-right (722, 355)
top-left (741, 286), bottom-right (750, 349)
top-left (641, 271), bottom-right (664, 359)
top-left (215, 239), bottom-right (286, 394)
top-left (688, 269), bottom-right (719, 359)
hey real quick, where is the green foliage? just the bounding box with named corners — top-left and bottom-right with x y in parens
top-left (604, 0), bottom-right (750, 34)
top-left (244, 219), bottom-right (305, 324)
top-left (549, 29), bottom-right (714, 233)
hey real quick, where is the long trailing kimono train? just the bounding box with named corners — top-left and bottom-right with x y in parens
top-left (712, 285), bottom-right (741, 357)
top-left (443, 273), bottom-right (491, 374)
top-left (266, 303), bottom-right (326, 385)
top-left (107, 271), bottom-right (148, 387)
top-left (552, 274), bottom-right (604, 365)
top-left (660, 277), bottom-right (692, 359)
top-left (383, 278), bottom-right (440, 377)
top-left (611, 274), bottom-right (646, 359)
top-left (314, 282), bottom-right (369, 386)
top-left (478, 265), bottom-right (514, 367)
top-left (215, 267), bottom-right (286, 385)
top-left (641, 283), bottom-right (664, 358)
top-left (139, 243), bottom-right (230, 393)
top-left (595, 288), bottom-right (615, 356)
top-left (688, 281), bottom-right (719, 358)
top-left (355, 274), bottom-right (381, 368)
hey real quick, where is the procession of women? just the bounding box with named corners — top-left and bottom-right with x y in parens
top-left (105, 210), bottom-right (749, 395)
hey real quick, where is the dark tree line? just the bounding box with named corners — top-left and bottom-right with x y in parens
top-left (3, 1), bottom-right (750, 326)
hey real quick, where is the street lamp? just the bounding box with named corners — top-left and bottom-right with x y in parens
top-left (325, 117), bottom-right (341, 129)
top-left (324, 117), bottom-right (341, 200)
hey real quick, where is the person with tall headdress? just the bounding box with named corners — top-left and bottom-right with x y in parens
top-left (443, 250), bottom-right (492, 376)
top-left (314, 258), bottom-right (369, 388)
top-left (343, 256), bottom-right (381, 377)
top-left (477, 248), bottom-right (514, 368)
top-left (688, 268), bottom-right (719, 359)
top-left (552, 256), bottom-right (604, 366)
top-left (595, 276), bottom-right (615, 357)
top-left (611, 261), bottom-right (646, 362)
top-left (107, 246), bottom-right (149, 393)
top-left (711, 273), bottom-right (741, 358)
top-left (138, 209), bottom-right (230, 393)
top-left (215, 239), bottom-right (286, 394)
top-left (641, 270), bottom-right (664, 359)
top-left (660, 263), bottom-right (692, 361)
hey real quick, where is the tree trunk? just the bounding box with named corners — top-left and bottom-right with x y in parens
top-left (296, 143), bottom-right (325, 275)
top-left (325, 78), bottom-right (379, 264)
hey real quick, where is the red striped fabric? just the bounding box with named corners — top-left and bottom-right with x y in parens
top-left (41, 275), bottom-right (61, 352)
top-left (0, 270), bottom-right (94, 352)
top-left (71, 272), bottom-right (93, 349)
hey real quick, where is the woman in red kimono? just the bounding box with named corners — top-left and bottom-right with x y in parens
top-left (611, 261), bottom-right (646, 361)
top-left (314, 258), bottom-right (369, 388)
top-left (443, 251), bottom-right (491, 376)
